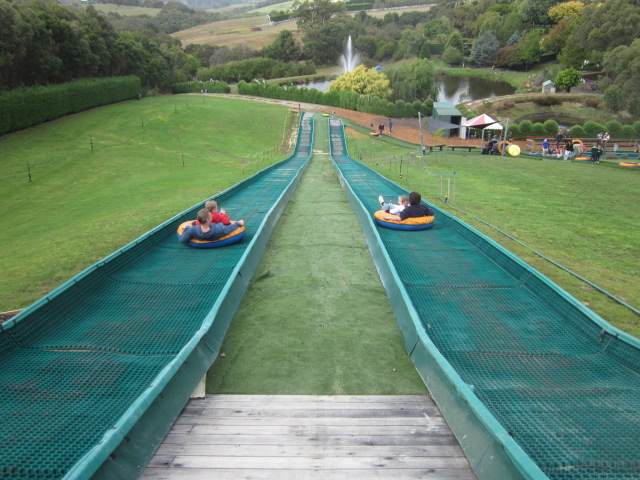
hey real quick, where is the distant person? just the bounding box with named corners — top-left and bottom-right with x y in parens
top-left (180, 208), bottom-right (244, 244)
top-left (388, 118), bottom-right (393, 134)
top-left (590, 144), bottom-right (601, 163)
top-left (379, 195), bottom-right (408, 215)
top-left (398, 192), bottom-right (435, 220)
top-left (564, 139), bottom-right (574, 160)
top-left (555, 130), bottom-right (564, 150)
top-left (602, 132), bottom-right (610, 149)
top-left (542, 138), bottom-right (550, 156)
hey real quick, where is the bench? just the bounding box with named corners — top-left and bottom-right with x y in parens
top-left (447, 145), bottom-right (477, 152)
top-left (424, 144), bottom-right (445, 152)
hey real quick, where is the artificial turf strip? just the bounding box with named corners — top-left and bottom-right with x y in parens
top-left (207, 120), bottom-right (427, 395)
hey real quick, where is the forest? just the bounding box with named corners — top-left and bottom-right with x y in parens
top-left (0, 0), bottom-right (638, 116)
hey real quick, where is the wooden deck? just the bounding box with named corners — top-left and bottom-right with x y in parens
top-left (141, 395), bottom-right (477, 480)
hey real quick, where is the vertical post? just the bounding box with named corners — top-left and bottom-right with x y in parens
top-left (452, 172), bottom-right (456, 203)
top-left (502, 118), bottom-right (511, 157)
top-left (419, 111), bottom-right (424, 156)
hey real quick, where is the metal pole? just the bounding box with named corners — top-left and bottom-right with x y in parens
top-left (502, 118), bottom-right (511, 157)
top-left (419, 112), bottom-right (424, 156)
top-left (452, 172), bottom-right (456, 203)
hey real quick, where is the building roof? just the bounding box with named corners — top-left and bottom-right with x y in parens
top-left (433, 102), bottom-right (462, 117)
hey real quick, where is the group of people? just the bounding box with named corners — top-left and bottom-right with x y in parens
top-left (482, 138), bottom-right (500, 154)
top-left (370, 119), bottom-right (393, 135)
top-left (179, 200), bottom-right (245, 244)
top-left (378, 191), bottom-right (434, 220)
top-left (542, 137), bottom-right (578, 160)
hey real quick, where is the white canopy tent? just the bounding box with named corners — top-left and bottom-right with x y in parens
top-left (482, 122), bottom-right (504, 143)
top-left (480, 122), bottom-right (506, 154)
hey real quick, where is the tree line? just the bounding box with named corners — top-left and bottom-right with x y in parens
top-left (0, 0), bottom-right (218, 91)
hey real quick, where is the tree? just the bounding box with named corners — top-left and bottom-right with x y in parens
top-left (519, 29), bottom-right (542, 70)
top-left (557, 39), bottom-right (588, 68)
top-left (601, 39), bottom-right (640, 115)
top-left (569, 0), bottom-right (640, 64)
top-left (442, 46), bottom-right (464, 66)
top-left (548, 1), bottom-right (584, 22)
top-left (541, 19), bottom-right (573, 54)
top-left (554, 67), bottom-right (581, 92)
top-left (470, 30), bottom-right (500, 67)
top-left (519, 0), bottom-right (556, 25)
top-left (260, 30), bottom-right (301, 63)
top-left (446, 30), bottom-right (464, 51)
top-left (507, 31), bottom-right (520, 46)
top-left (419, 42), bottom-right (431, 59)
top-left (384, 59), bottom-right (436, 102)
top-left (328, 65), bottom-right (392, 100)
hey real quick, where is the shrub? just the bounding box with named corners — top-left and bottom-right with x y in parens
top-left (583, 97), bottom-right (600, 108)
top-left (582, 120), bottom-right (605, 137)
top-left (0, 76), bottom-right (140, 136)
top-left (605, 120), bottom-right (622, 138)
top-left (507, 124), bottom-right (520, 139)
top-left (633, 121), bottom-right (640, 137)
top-left (543, 119), bottom-right (559, 136)
top-left (569, 125), bottom-right (586, 138)
top-left (532, 122), bottom-right (546, 135)
top-left (620, 125), bottom-right (636, 139)
top-left (519, 119), bottom-right (534, 136)
top-left (533, 96), bottom-right (561, 106)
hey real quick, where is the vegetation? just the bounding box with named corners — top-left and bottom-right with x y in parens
top-left (329, 65), bottom-right (392, 100)
top-left (0, 96), bottom-right (292, 310)
top-left (0, 77), bottom-right (141, 136)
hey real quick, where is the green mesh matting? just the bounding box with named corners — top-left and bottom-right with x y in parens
top-left (329, 119), bottom-right (640, 480)
top-left (0, 113), bottom-right (314, 479)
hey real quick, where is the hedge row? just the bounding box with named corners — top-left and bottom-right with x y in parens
top-left (0, 76), bottom-right (141, 136)
top-left (171, 81), bottom-right (231, 94)
top-left (505, 118), bottom-right (640, 141)
top-left (237, 81), bottom-right (434, 119)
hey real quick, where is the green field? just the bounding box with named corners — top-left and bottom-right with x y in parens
top-left (346, 127), bottom-right (640, 337)
top-left (0, 95), bottom-right (292, 311)
top-left (1, 97), bottom-right (639, 340)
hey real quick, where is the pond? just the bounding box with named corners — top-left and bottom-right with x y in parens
top-left (299, 72), bottom-right (515, 104)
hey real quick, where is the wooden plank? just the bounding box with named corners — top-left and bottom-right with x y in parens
top-left (157, 454), bottom-right (471, 469)
top-left (141, 467), bottom-right (477, 480)
top-left (142, 395), bottom-right (476, 480)
top-left (160, 433), bottom-right (462, 447)
top-left (172, 416), bottom-right (450, 427)
top-left (154, 444), bottom-right (466, 458)
top-left (188, 424), bottom-right (451, 436)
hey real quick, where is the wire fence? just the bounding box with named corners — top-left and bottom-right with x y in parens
top-left (240, 109), bottom-right (297, 173)
top-left (351, 138), bottom-right (458, 204)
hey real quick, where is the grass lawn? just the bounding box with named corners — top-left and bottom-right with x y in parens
top-left (347, 130), bottom-right (640, 337)
top-left (2, 98), bottom-right (638, 341)
top-left (0, 95), bottom-right (293, 311)
top-left (208, 120), bottom-right (427, 394)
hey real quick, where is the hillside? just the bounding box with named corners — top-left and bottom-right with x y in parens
top-left (171, 15), bottom-right (300, 49)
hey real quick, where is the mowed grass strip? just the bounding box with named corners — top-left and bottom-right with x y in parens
top-left (348, 131), bottom-right (640, 337)
top-left (0, 95), bottom-right (291, 310)
top-left (207, 117), bottom-right (427, 394)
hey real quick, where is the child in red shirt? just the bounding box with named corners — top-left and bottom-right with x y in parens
top-left (195, 200), bottom-right (231, 225)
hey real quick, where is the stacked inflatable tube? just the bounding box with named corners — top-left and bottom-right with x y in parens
top-left (176, 220), bottom-right (246, 248)
top-left (373, 210), bottom-right (435, 231)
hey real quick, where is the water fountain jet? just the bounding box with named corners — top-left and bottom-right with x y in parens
top-left (339, 35), bottom-right (361, 73)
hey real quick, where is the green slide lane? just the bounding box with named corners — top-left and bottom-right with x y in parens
top-left (208, 113), bottom-right (427, 395)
